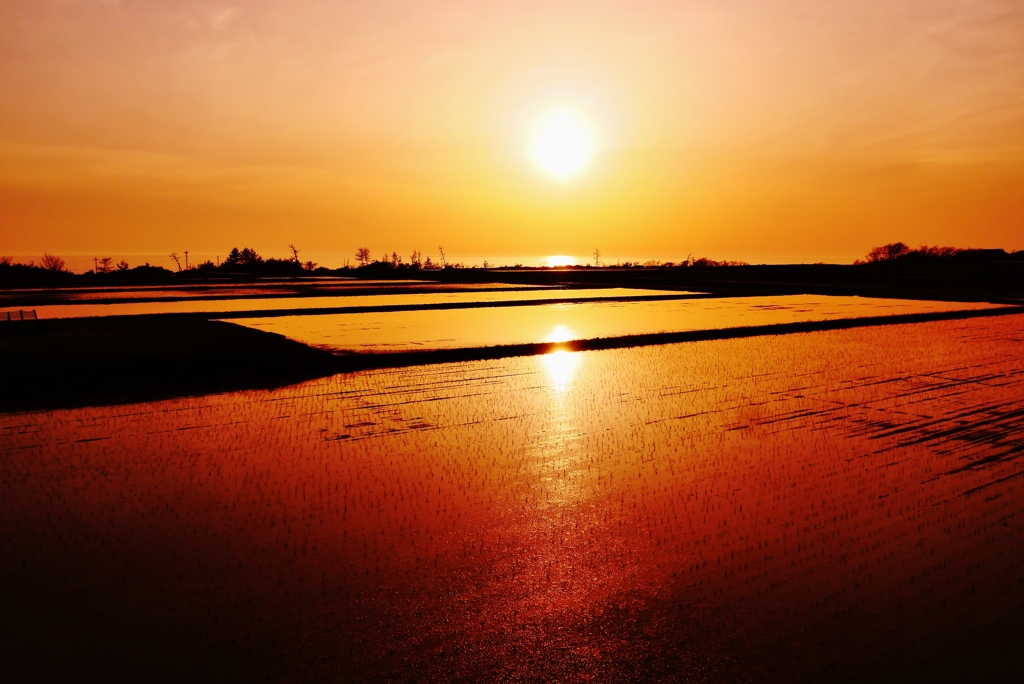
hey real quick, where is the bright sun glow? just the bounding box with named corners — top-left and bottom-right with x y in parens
top-left (545, 325), bottom-right (575, 344)
top-left (543, 350), bottom-right (579, 390)
top-left (528, 108), bottom-right (597, 181)
top-left (546, 255), bottom-right (576, 267)
top-left (543, 326), bottom-right (580, 388)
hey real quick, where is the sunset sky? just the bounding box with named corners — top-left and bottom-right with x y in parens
top-left (2, 0), bottom-right (1022, 265)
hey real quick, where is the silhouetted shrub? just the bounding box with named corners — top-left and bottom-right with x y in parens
top-left (865, 242), bottom-right (912, 262)
top-left (41, 253), bottom-right (66, 271)
top-left (857, 244), bottom-right (1014, 266)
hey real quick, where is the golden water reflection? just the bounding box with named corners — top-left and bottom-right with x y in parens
top-left (532, 325), bottom-right (587, 522)
top-left (35, 287), bottom-right (675, 318)
top-left (542, 350), bottom-right (579, 391)
top-left (229, 294), bottom-right (1004, 352)
top-left (542, 325), bottom-right (581, 392)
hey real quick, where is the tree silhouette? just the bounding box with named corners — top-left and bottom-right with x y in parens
top-left (40, 253), bottom-right (65, 271)
top-left (355, 247), bottom-right (372, 267)
top-left (866, 242), bottom-right (911, 262)
top-left (239, 247), bottom-right (262, 265)
top-left (222, 247), bottom-right (263, 268)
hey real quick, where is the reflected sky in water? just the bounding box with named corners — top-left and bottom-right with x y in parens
top-left (227, 294), bottom-right (1003, 352)
top-left (31, 287), bottom-right (679, 318)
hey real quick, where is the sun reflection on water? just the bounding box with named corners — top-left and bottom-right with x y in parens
top-left (531, 325), bottom-right (587, 515)
top-left (542, 351), bottom-right (579, 391)
top-left (542, 325), bottom-right (580, 391)
top-left (546, 324), bottom-right (574, 343)
top-left (522, 324), bottom-right (602, 627)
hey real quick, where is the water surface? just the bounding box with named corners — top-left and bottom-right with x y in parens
top-left (31, 287), bottom-right (675, 319)
top-left (3, 315), bottom-right (1024, 680)
top-left (226, 294), bottom-right (1003, 352)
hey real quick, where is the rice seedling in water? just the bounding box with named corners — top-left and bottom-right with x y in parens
top-left (1, 316), bottom-right (1023, 680)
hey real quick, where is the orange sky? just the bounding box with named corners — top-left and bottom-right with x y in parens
top-left (1, 0), bottom-right (1022, 264)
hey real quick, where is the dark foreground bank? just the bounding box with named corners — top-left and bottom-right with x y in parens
top-left (0, 317), bottom-right (339, 413)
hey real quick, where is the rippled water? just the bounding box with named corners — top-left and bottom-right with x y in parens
top-left (2, 315), bottom-right (1023, 681)
top-left (226, 294), bottom-right (1003, 352)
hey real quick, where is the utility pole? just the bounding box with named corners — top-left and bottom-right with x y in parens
top-left (93, 257), bottom-right (98, 272)
top-left (438, 246), bottom-right (447, 268)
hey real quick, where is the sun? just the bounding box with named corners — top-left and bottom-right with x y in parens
top-left (546, 255), bottom-right (575, 267)
top-left (528, 108), bottom-right (597, 182)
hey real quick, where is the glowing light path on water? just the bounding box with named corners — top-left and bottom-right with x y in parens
top-left (542, 325), bottom-right (580, 391)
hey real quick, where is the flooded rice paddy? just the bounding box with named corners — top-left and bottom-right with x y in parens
top-left (2, 314), bottom-right (1024, 681)
top-left (28, 287), bottom-right (674, 319)
top-left (226, 294), bottom-right (1002, 352)
top-left (0, 279), bottom-right (533, 305)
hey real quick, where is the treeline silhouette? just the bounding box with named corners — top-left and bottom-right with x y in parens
top-left (855, 243), bottom-right (1024, 266)
top-left (189, 247), bottom-right (318, 276)
top-left (0, 254), bottom-right (175, 284)
top-left (0, 247), bottom-right (319, 283)
top-left (0, 245), bottom-right (757, 283)
top-left (2, 243), bottom-right (1022, 285)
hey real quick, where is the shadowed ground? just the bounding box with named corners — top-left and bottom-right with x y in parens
top-left (417, 260), bottom-right (1024, 303)
top-left (0, 317), bottom-right (338, 413)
